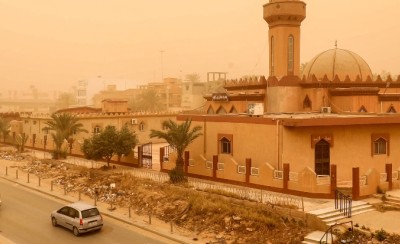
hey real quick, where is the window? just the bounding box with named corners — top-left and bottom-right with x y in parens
top-left (139, 122), bottom-right (145, 132)
top-left (93, 126), bottom-right (101, 134)
top-left (303, 95), bottom-right (311, 109)
top-left (220, 137), bottom-right (231, 154)
top-left (374, 138), bottom-right (387, 155)
top-left (287, 35), bottom-right (294, 75)
top-left (371, 134), bottom-right (390, 156)
top-left (270, 36), bottom-right (274, 76)
top-left (269, 36), bottom-right (275, 76)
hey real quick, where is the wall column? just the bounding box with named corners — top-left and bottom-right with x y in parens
top-left (138, 146), bottom-right (143, 168)
top-left (330, 164), bottom-right (337, 197)
top-left (352, 167), bottom-right (360, 200)
top-left (283, 163), bottom-right (290, 190)
top-left (212, 155), bottom-right (218, 179)
top-left (245, 158), bottom-right (251, 184)
top-left (159, 147), bottom-right (164, 171)
top-left (386, 164), bottom-right (393, 190)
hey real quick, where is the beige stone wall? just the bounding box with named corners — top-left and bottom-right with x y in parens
top-left (20, 113), bottom-right (177, 157)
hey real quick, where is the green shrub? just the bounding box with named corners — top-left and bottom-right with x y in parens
top-left (375, 228), bottom-right (387, 241)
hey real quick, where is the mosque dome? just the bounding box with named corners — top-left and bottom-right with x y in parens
top-left (302, 48), bottom-right (373, 81)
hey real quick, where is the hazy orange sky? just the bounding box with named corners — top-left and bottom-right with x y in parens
top-left (1, 0), bottom-right (399, 92)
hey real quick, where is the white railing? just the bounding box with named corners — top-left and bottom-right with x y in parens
top-left (273, 170), bottom-right (283, 180)
top-left (360, 175), bottom-right (367, 186)
top-left (289, 172), bottom-right (298, 182)
top-left (316, 175), bottom-right (330, 185)
top-left (380, 173), bottom-right (387, 183)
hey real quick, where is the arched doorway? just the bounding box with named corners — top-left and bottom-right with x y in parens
top-left (315, 139), bottom-right (330, 175)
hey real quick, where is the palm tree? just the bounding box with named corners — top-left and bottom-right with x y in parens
top-left (150, 119), bottom-right (202, 182)
top-left (43, 113), bottom-right (88, 159)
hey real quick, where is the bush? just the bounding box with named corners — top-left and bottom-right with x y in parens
top-left (375, 228), bottom-right (387, 241)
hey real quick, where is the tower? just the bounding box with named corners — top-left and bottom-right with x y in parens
top-left (263, 0), bottom-right (306, 77)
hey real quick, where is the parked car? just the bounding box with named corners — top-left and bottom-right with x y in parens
top-left (51, 201), bottom-right (103, 236)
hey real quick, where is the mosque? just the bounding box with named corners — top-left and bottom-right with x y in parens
top-left (172, 0), bottom-right (400, 199)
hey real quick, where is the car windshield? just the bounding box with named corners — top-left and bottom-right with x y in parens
top-left (81, 208), bottom-right (100, 218)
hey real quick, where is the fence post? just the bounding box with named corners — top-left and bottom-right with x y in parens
top-left (64, 184), bottom-right (66, 195)
top-left (128, 206), bottom-right (131, 218)
top-left (27, 173), bottom-right (30, 183)
top-left (6, 166), bottom-right (8, 176)
top-left (170, 221), bottom-right (173, 233)
top-left (51, 180), bottom-right (53, 191)
top-left (16, 170), bottom-right (18, 179)
top-left (79, 191), bottom-right (81, 201)
top-left (38, 177), bottom-right (41, 187)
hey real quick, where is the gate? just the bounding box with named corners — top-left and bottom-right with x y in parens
top-left (141, 142), bottom-right (152, 169)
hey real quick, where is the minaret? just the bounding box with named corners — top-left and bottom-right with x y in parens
top-left (263, 0), bottom-right (306, 78)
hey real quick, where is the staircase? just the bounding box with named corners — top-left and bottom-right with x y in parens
top-left (302, 201), bottom-right (374, 243)
top-left (383, 194), bottom-right (400, 207)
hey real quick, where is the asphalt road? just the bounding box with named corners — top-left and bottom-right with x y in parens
top-left (0, 178), bottom-right (175, 244)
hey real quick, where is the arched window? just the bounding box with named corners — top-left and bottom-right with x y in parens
top-left (303, 95), bottom-right (312, 109)
top-left (93, 125), bottom-right (101, 134)
top-left (371, 133), bottom-right (390, 156)
top-left (287, 35), bottom-right (294, 75)
top-left (270, 36), bottom-right (275, 76)
top-left (139, 122), bottom-right (145, 132)
top-left (220, 137), bottom-right (231, 154)
top-left (374, 138), bottom-right (387, 155)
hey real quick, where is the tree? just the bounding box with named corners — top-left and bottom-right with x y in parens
top-left (14, 133), bottom-right (29, 153)
top-left (43, 113), bottom-right (88, 159)
top-left (115, 125), bottom-right (138, 162)
top-left (81, 125), bottom-right (138, 167)
top-left (56, 92), bottom-right (77, 109)
top-left (150, 119), bottom-right (202, 183)
top-left (185, 73), bottom-right (201, 82)
top-left (128, 89), bottom-right (165, 112)
top-left (0, 118), bottom-right (10, 143)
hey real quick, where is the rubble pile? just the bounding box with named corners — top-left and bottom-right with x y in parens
top-left (15, 157), bottom-right (311, 243)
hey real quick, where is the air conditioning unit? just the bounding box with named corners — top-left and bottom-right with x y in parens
top-left (321, 107), bottom-right (331, 114)
top-left (131, 118), bottom-right (138, 125)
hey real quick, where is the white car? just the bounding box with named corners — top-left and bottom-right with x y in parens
top-left (51, 201), bottom-right (103, 236)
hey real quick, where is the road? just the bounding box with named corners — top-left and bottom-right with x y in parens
top-left (0, 178), bottom-right (176, 244)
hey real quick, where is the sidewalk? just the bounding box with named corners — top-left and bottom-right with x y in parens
top-left (0, 157), bottom-right (200, 244)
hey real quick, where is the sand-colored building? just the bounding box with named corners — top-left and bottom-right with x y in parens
top-left (161, 0), bottom-right (400, 199)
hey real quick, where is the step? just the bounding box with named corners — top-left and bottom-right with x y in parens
top-left (302, 230), bottom-right (336, 244)
top-left (318, 204), bottom-right (373, 220)
top-left (325, 209), bottom-right (375, 226)
top-left (308, 201), bottom-right (370, 216)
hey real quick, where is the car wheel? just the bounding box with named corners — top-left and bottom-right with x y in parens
top-left (73, 227), bottom-right (80, 236)
top-left (51, 217), bottom-right (57, 227)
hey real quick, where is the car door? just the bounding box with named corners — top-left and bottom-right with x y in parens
top-left (64, 207), bottom-right (78, 230)
top-left (56, 207), bottom-right (70, 228)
